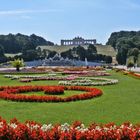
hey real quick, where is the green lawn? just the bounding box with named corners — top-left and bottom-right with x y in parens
top-left (19, 90), bottom-right (84, 98)
top-left (0, 71), bottom-right (140, 125)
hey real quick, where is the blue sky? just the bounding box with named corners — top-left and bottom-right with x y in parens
top-left (0, 0), bottom-right (140, 44)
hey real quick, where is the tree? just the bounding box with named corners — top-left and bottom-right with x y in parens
top-left (22, 49), bottom-right (39, 61)
top-left (126, 56), bottom-right (134, 69)
top-left (105, 56), bottom-right (112, 63)
top-left (127, 48), bottom-right (139, 63)
top-left (116, 46), bottom-right (129, 64)
top-left (47, 51), bottom-right (57, 58)
top-left (11, 59), bottom-right (24, 71)
top-left (137, 54), bottom-right (140, 67)
top-left (0, 44), bottom-right (4, 57)
top-left (87, 44), bottom-right (97, 54)
top-left (42, 49), bottom-right (47, 58)
top-left (107, 31), bottom-right (140, 65)
top-left (75, 45), bottom-right (86, 60)
top-left (61, 49), bottom-right (74, 59)
top-left (127, 61), bottom-right (134, 69)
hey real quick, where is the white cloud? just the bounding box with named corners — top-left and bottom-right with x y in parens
top-left (0, 9), bottom-right (61, 16)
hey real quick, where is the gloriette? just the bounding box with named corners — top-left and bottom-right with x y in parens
top-left (61, 36), bottom-right (96, 46)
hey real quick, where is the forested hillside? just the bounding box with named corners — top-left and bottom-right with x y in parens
top-left (106, 31), bottom-right (140, 66)
top-left (0, 33), bottom-right (54, 53)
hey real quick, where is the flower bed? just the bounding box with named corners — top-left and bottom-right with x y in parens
top-left (4, 75), bottom-right (78, 82)
top-left (81, 71), bottom-right (111, 77)
top-left (0, 118), bottom-right (140, 140)
top-left (63, 70), bottom-right (88, 75)
top-left (44, 86), bottom-right (64, 95)
top-left (0, 85), bottom-right (102, 102)
top-left (115, 69), bottom-right (140, 79)
top-left (59, 77), bottom-right (118, 86)
top-left (127, 72), bottom-right (140, 79)
top-left (19, 78), bottom-right (32, 82)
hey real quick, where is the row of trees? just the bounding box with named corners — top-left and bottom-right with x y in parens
top-left (60, 45), bottom-right (112, 63)
top-left (12, 44), bottom-right (112, 63)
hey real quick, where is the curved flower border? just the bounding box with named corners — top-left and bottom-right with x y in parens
top-left (59, 77), bottom-right (118, 86)
top-left (4, 74), bottom-right (78, 82)
top-left (0, 117), bottom-right (140, 139)
top-left (0, 85), bottom-right (103, 102)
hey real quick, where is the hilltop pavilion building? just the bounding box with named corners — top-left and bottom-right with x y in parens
top-left (61, 37), bottom-right (96, 46)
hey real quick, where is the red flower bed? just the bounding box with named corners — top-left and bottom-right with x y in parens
top-left (128, 72), bottom-right (140, 79)
top-left (0, 86), bottom-right (102, 102)
top-left (44, 86), bottom-right (64, 95)
top-left (0, 117), bottom-right (140, 140)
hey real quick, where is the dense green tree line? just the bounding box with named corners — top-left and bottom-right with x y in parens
top-left (0, 33), bottom-right (54, 53)
top-left (0, 33), bottom-right (54, 63)
top-left (106, 31), bottom-right (140, 65)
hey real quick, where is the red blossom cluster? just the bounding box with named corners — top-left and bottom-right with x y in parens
top-left (128, 72), bottom-right (140, 79)
top-left (0, 118), bottom-right (140, 140)
top-left (0, 86), bottom-right (102, 102)
top-left (44, 86), bottom-right (64, 95)
top-left (115, 68), bottom-right (140, 79)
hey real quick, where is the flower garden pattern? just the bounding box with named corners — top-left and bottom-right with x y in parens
top-left (0, 85), bottom-right (103, 102)
top-left (59, 77), bottom-right (118, 86)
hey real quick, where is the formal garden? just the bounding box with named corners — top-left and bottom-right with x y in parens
top-left (0, 66), bottom-right (140, 139)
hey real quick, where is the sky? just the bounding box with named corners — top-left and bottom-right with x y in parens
top-left (0, 0), bottom-right (140, 45)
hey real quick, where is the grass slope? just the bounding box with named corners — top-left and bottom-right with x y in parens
top-left (0, 71), bottom-right (140, 125)
top-left (38, 45), bottom-right (116, 57)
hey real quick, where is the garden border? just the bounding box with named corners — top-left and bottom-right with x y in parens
top-left (0, 85), bottom-right (103, 102)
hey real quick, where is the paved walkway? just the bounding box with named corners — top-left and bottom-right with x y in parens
top-left (114, 65), bottom-right (140, 72)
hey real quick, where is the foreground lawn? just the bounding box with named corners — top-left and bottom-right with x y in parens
top-left (0, 71), bottom-right (140, 125)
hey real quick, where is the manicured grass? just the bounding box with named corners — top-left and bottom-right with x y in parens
top-left (0, 71), bottom-right (140, 125)
top-left (19, 90), bottom-right (84, 97)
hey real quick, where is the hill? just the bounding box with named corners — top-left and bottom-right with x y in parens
top-left (38, 44), bottom-right (117, 57)
top-left (0, 33), bottom-right (54, 53)
top-left (107, 30), bottom-right (140, 65)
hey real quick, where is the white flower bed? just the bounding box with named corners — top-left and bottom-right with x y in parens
top-left (4, 74), bottom-right (78, 81)
top-left (59, 77), bottom-right (118, 86)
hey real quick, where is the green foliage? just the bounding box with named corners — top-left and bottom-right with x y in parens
top-left (22, 50), bottom-right (39, 61)
top-left (105, 56), bottom-right (112, 63)
top-left (87, 44), bottom-right (97, 54)
top-left (60, 45), bottom-right (112, 63)
top-left (47, 51), bottom-right (57, 58)
top-left (0, 44), bottom-right (4, 56)
top-left (126, 56), bottom-right (134, 68)
top-left (137, 54), bottom-right (140, 67)
top-left (0, 44), bottom-right (8, 63)
top-left (61, 49), bottom-right (74, 59)
top-left (127, 48), bottom-right (140, 64)
top-left (0, 33), bottom-right (54, 53)
top-left (107, 31), bottom-right (140, 64)
top-left (11, 59), bottom-right (24, 71)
